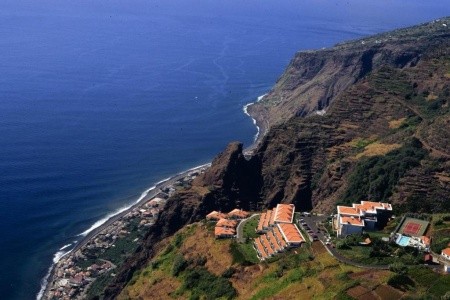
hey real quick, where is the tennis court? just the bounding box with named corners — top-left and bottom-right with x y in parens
top-left (398, 217), bottom-right (429, 237)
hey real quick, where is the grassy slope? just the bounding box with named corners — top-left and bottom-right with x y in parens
top-left (116, 221), bottom-right (449, 300)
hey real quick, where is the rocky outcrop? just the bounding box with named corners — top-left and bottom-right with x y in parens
top-left (103, 18), bottom-right (450, 298)
top-left (103, 142), bottom-right (261, 298)
top-left (247, 18), bottom-right (450, 132)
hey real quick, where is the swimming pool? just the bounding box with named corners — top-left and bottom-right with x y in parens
top-left (396, 235), bottom-right (411, 247)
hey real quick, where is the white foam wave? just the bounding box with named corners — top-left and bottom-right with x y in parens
top-left (59, 243), bottom-right (72, 251)
top-left (36, 249), bottom-right (72, 300)
top-left (257, 94), bottom-right (267, 102)
top-left (77, 163), bottom-right (211, 238)
top-left (38, 163), bottom-right (212, 300)
top-left (77, 204), bottom-right (133, 237)
top-left (243, 93), bottom-right (267, 142)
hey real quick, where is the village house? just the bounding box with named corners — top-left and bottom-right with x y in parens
top-left (254, 223), bottom-right (305, 261)
top-left (206, 210), bottom-right (227, 221)
top-left (441, 248), bottom-right (450, 260)
top-left (212, 217), bottom-right (239, 239)
top-left (256, 203), bottom-right (295, 233)
top-left (336, 201), bottom-right (392, 237)
top-left (253, 204), bottom-right (305, 261)
top-left (227, 208), bottom-right (249, 220)
top-left (214, 226), bottom-right (236, 238)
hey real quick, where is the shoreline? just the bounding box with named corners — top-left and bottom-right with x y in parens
top-left (38, 163), bottom-right (210, 300)
top-left (39, 93), bottom-right (268, 300)
top-left (243, 93), bottom-right (268, 155)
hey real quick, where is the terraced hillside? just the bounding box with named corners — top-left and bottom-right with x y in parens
top-left (101, 18), bottom-right (450, 298)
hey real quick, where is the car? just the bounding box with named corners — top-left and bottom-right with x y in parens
top-left (312, 235), bottom-right (319, 241)
top-left (300, 218), bottom-right (304, 222)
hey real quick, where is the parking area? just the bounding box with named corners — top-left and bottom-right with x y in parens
top-left (296, 213), bottom-right (332, 245)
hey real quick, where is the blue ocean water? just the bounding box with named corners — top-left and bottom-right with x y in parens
top-left (0, 1), bottom-right (449, 299)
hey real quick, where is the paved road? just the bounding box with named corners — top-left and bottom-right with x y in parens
top-left (236, 214), bottom-right (259, 243)
top-left (299, 213), bottom-right (389, 270)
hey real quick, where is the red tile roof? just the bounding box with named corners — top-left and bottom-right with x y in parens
top-left (227, 208), bottom-right (249, 219)
top-left (442, 248), bottom-right (450, 257)
top-left (254, 238), bottom-right (268, 259)
top-left (360, 201), bottom-right (392, 211)
top-left (274, 204), bottom-right (295, 223)
top-left (421, 236), bottom-right (431, 246)
top-left (340, 216), bottom-right (364, 226)
top-left (278, 223), bottom-right (304, 244)
top-left (267, 231), bottom-right (281, 252)
top-left (261, 235), bottom-right (274, 256)
top-left (263, 210), bottom-right (273, 228)
top-left (337, 206), bottom-right (360, 216)
top-left (273, 226), bottom-right (287, 248)
top-left (206, 211), bottom-right (227, 220)
top-left (257, 212), bottom-right (266, 232)
top-left (216, 218), bottom-right (238, 228)
top-left (214, 227), bottom-right (235, 237)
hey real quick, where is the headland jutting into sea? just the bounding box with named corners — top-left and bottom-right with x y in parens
top-left (39, 94), bottom-right (268, 300)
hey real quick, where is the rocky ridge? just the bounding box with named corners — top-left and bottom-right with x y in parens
top-left (101, 18), bottom-right (450, 299)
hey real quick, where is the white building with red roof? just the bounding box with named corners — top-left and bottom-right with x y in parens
top-left (442, 248), bottom-right (450, 260)
top-left (227, 208), bottom-right (249, 220)
top-left (336, 200), bottom-right (392, 237)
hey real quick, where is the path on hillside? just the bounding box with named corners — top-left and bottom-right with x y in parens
top-left (236, 214), bottom-right (259, 243)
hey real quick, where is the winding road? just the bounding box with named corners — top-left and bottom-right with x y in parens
top-left (236, 214), bottom-right (259, 243)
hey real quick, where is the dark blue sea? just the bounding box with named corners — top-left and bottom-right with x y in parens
top-left (1, 1), bottom-right (449, 299)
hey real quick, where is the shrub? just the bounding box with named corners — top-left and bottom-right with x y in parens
top-left (336, 240), bottom-right (350, 250)
top-left (389, 262), bottom-right (407, 275)
top-left (172, 255), bottom-right (187, 276)
top-left (433, 218), bottom-right (444, 226)
top-left (183, 268), bottom-right (236, 300)
top-left (387, 274), bottom-right (415, 291)
top-left (221, 267), bottom-right (235, 278)
top-left (342, 139), bottom-right (427, 207)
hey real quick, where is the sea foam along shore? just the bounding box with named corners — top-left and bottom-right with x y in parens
top-left (37, 162), bottom-right (211, 300)
top-left (242, 94), bottom-right (267, 142)
top-left (243, 93), bottom-right (267, 143)
top-left (39, 93), bottom-right (266, 299)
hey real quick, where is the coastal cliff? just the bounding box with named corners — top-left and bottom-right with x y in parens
top-left (247, 18), bottom-right (449, 130)
top-left (101, 18), bottom-right (450, 299)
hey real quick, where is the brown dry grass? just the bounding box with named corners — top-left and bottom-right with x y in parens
top-left (373, 284), bottom-right (403, 300)
top-left (180, 224), bottom-right (233, 276)
top-left (189, 185), bottom-right (210, 196)
top-left (120, 270), bottom-right (182, 300)
top-left (388, 117), bottom-right (406, 129)
top-left (233, 264), bottom-right (274, 300)
top-left (354, 142), bottom-right (402, 159)
top-left (347, 285), bottom-right (371, 298)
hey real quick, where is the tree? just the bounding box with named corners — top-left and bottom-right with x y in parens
top-left (389, 262), bottom-right (407, 275)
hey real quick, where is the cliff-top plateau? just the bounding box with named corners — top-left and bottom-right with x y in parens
top-left (90, 17), bottom-right (449, 300)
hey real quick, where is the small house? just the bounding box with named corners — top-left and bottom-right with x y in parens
top-left (441, 248), bottom-right (450, 260)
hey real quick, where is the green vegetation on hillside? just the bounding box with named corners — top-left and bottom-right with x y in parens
top-left (341, 138), bottom-right (427, 206)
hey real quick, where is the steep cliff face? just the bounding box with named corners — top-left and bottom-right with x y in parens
top-left (248, 19), bottom-right (449, 131)
top-left (103, 142), bottom-right (261, 298)
top-left (104, 18), bottom-right (450, 298)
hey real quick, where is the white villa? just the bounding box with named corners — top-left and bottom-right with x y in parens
top-left (336, 201), bottom-right (392, 237)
